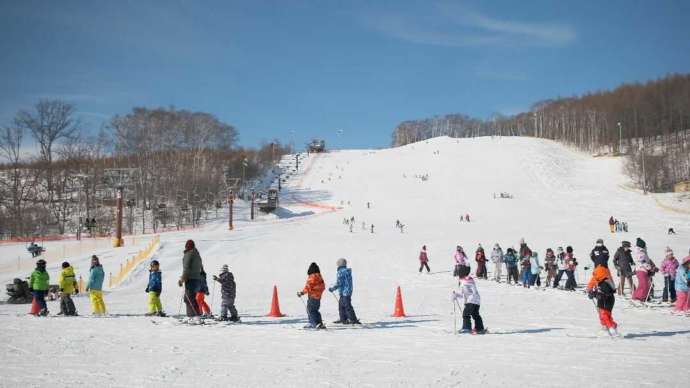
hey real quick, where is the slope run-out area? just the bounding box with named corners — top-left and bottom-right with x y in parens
top-left (1, 136), bottom-right (689, 387)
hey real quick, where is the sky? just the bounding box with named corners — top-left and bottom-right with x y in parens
top-left (1, 0), bottom-right (689, 150)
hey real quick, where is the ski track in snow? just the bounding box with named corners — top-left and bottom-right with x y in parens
top-left (1, 136), bottom-right (689, 387)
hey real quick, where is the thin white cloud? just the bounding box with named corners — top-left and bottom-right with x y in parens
top-left (367, 3), bottom-right (576, 48)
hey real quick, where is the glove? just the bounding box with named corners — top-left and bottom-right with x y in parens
top-left (213, 275), bottom-right (219, 281)
top-left (587, 291), bottom-right (595, 300)
top-left (85, 288), bottom-right (89, 292)
top-left (74, 289), bottom-right (79, 295)
top-left (297, 292), bottom-right (304, 297)
top-left (328, 287), bottom-right (335, 292)
top-left (205, 291), bottom-right (210, 296)
top-left (178, 279), bottom-right (184, 287)
top-left (145, 287), bottom-right (149, 293)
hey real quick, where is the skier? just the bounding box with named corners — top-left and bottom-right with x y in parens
top-left (622, 222), bottom-right (628, 232)
top-left (528, 252), bottom-right (542, 288)
top-left (564, 246), bottom-right (578, 291)
top-left (370, 224), bottom-right (375, 233)
top-left (586, 265), bottom-right (619, 336)
top-left (631, 238), bottom-right (657, 302)
top-left (361, 221), bottom-right (366, 231)
top-left (453, 246), bottom-right (470, 278)
top-left (29, 259), bottom-right (50, 316)
top-left (520, 252), bottom-right (532, 287)
top-left (544, 248), bottom-right (557, 287)
top-left (460, 215), bottom-right (464, 222)
top-left (503, 248), bottom-right (519, 284)
top-left (328, 258), bottom-right (360, 324)
top-left (297, 262), bottom-right (326, 329)
top-left (660, 247), bottom-right (679, 303)
top-left (57, 261), bottom-right (78, 316)
top-left (419, 245), bottom-right (431, 273)
top-left (451, 271), bottom-right (485, 334)
top-left (613, 241), bottom-right (636, 296)
top-left (518, 238), bottom-right (532, 284)
top-left (553, 247), bottom-right (567, 288)
top-left (490, 244), bottom-right (504, 282)
top-left (213, 264), bottom-right (239, 322)
top-left (667, 227), bottom-right (676, 235)
top-left (86, 255), bottom-right (106, 316)
top-left (590, 238), bottom-right (610, 268)
top-left (349, 223), bottom-right (354, 233)
top-left (672, 252), bottom-right (690, 314)
top-left (475, 244), bottom-right (488, 279)
top-left (196, 270), bottom-right (212, 318)
top-left (179, 240), bottom-right (203, 320)
top-left (608, 216), bottom-right (615, 233)
top-left (145, 260), bottom-right (165, 317)
top-left (465, 213), bottom-right (471, 222)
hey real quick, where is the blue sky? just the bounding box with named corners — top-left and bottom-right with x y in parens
top-left (1, 0), bottom-right (689, 149)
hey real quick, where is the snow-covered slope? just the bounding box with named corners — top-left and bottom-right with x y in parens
top-left (1, 136), bottom-right (689, 387)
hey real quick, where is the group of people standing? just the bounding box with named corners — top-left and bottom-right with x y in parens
top-left (608, 216), bottom-right (629, 233)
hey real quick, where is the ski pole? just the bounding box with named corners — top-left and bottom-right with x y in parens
top-left (177, 288), bottom-right (184, 316)
top-left (644, 276), bottom-right (654, 307)
top-left (210, 280), bottom-right (217, 311)
top-left (330, 291), bottom-right (339, 304)
top-left (453, 298), bottom-right (457, 335)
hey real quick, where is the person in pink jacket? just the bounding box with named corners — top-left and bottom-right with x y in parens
top-left (419, 245), bottom-right (431, 273)
top-left (631, 238), bottom-right (658, 302)
top-left (660, 247), bottom-right (679, 303)
top-left (453, 246), bottom-right (470, 278)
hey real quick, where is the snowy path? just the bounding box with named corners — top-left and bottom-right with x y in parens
top-left (1, 136), bottom-right (689, 387)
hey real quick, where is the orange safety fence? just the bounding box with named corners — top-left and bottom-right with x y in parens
top-left (109, 235), bottom-right (161, 288)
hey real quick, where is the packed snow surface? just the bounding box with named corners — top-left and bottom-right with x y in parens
top-left (1, 136), bottom-right (689, 387)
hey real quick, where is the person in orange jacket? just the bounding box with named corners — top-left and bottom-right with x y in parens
top-left (586, 265), bottom-right (619, 336)
top-left (297, 262), bottom-right (326, 329)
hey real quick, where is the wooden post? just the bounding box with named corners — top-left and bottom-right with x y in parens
top-left (251, 190), bottom-right (255, 220)
top-left (228, 191), bottom-right (234, 230)
top-left (113, 186), bottom-right (124, 247)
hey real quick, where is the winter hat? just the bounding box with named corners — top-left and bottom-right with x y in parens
top-left (557, 247), bottom-right (564, 253)
top-left (422, 245), bottom-right (426, 250)
top-left (61, 261), bottom-right (70, 268)
top-left (622, 241), bottom-right (631, 248)
top-left (220, 264), bottom-right (229, 273)
top-left (520, 238), bottom-right (525, 245)
top-left (636, 238), bottom-right (646, 249)
top-left (494, 243), bottom-right (500, 248)
top-left (546, 248), bottom-right (554, 254)
top-left (307, 262), bottom-right (320, 275)
top-left (596, 238), bottom-right (604, 246)
top-left (185, 239), bottom-right (196, 251)
top-left (336, 258), bottom-right (347, 267)
top-left (665, 247), bottom-right (673, 257)
top-left (150, 260), bottom-right (160, 266)
top-left (566, 246), bottom-right (573, 254)
top-left (36, 259), bottom-right (46, 267)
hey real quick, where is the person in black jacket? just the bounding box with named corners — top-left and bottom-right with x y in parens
top-left (613, 241), bottom-right (635, 296)
top-left (590, 239), bottom-right (610, 268)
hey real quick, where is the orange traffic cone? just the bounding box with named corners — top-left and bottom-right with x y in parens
top-left (266, 285), bottom-right (285, 317)
top-left (392, 286), bottom-right (406, 317)
top-left (29, 297), bottom-right (40, 315)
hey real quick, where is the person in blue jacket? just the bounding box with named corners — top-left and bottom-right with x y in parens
top-left (86, 255), bottom-right (106, 315)
top-left (503, 248), bottom-right (520, 285)
top-left (145, 260), bottom-right (165, 317)
top-left (328, 258), bottom-right (360, 324)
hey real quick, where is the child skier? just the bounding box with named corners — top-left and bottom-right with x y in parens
top-left (86, 255), bottom-right (106, 316)
top-left (145, 260), bottom-right (165, 317)
top-left (29, 259), bottom-right (50, 316)
top-left (328, 258), bottom-right (360, 324)
top-left (58, 261), bottom-right (78, 316)
top-left (529, 251), bottom-right (542, 288)
top-left (213, 265), bottom-right (239, 322)
top-left (490, 244), bottom-right (504, 282)
top-left (475, 244), bottom-right (488, 279)
top-left (297, 262), bottom-right (325, 329)
top-left (673, 252), bottom-right (690, 314)
top-left (564, 246), bottom-right (578, 291)
top-left (553, 247), bottom-right (567, 288)
top-left (419, 245), bottom-right (431, 273)
top-left (196, 271), bottom-right (212, 318)
top-left (504, 248), bottom-right (520, 285)
top-left (453, 246), bottom-right (470, 278)
top-left (451, 272), bottom-right (485, 334)
top-left (586, 266), bottom-right (619, 336)
top-left (544, 249), bottom-right (557, 287)
top-left (520, 252), bottom-right (532, 287)
top-left (660, 247), bottom-right (679, 303)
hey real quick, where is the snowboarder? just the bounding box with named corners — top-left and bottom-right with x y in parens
top-left (672, 252), bottom-right (690, 314)
top-left (503, 248), bottom-right (519, 284)
top-left (213, 264), bottom-right (239, 322)
top-left (196, 270), bottom-right (212, 318)
top-left (564, 246), bottom-right (578, 291)
top-left (452, 272), bottom-right (485, 334)
top-left (419, 245), bottom-right (431, 273)
top-left (660, 247), bottom-right (679, 303)
top-left (179, 240), bottom-right (203, 319)
top-left (613, 241), bottom-right (636, 295)
top-left (608, 216), bottom-right (615, 233)
top-left (586, 265), bottom-right (619, 336)
top-left (475, 244), bottom-right (487, 279)
top-left (145, 260), bottom-right (165, 317)
top-left (58, 261), bottom-right (78, 316)
top-left (631, 238), bottom-right (657, 302)
top-left (370, 224), bottom-right (375, 234)
top-left (529, 252), bottom-right (542, 288)
top-left (86, 255), bottom-right (106, 316)
top-left (297, 262), bottom-right (325, 329)
top-left (553, 247), bottom-right (567, 288)
top-left (29, 259), bottom-right (50, 316)
top-left (490, 244), bottom-right (504, 282)
top-left (453, 246), bottom-right (470, 278)
top-left (544, 248), bottom-right (557, 287)
top-left (590, 239), bottom-right (610, 268)
top-left (328, 258), bottom-right (360, 324)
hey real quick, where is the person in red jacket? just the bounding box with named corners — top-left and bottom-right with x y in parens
top-left (297, 262), bottom-right (326, 329)
top-left (419, 245), bottom-right (431, 273)
top-left (475, 244), bottom-right (487, 279)
top-left (586, 265), bottom-right (619, 336)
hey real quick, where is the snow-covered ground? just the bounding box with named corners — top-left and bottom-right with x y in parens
top-left (1, 136), bottom-right (689, 387)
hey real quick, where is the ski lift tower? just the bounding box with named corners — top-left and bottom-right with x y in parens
top-left (103, 168), bottom-right (138, 247)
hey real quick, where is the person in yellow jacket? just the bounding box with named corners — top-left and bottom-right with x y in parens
top-left (86, 255), bottom-right (107, 315)
top-left (58, 262), bottom-right (78, 316)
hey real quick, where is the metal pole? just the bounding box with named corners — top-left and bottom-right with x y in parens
top-left (617, 122), bottom-right (622, 154)
top-left (228, 191), bottom-right (234, 230)
top-left (250, 190), bottom-right (255, 220)
top-left (114, 186), bottom-right (124, 247)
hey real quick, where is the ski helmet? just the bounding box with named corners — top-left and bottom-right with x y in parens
top-left (336, 258), bottom-right (347, 267)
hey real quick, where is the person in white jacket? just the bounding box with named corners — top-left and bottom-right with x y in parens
top-left (452, 273), bottom-right (485, 334)
top-left (490, 244), bottom-right (504, 282)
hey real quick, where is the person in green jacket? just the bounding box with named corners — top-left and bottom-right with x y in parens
top-left (29, 259), bottom-right (50, 316)
top-left (58, 261), bottom-right (78, 316)
top-left (86, 255), bottom-right (106, 315)
top-left (179, 240), bottom-right (203, 319)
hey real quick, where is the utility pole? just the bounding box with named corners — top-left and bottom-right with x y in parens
top-left (250, 190), bottom-right (255, 220)
top-left (113, 186), bottom-right (124, 247)
top-left (617, 122), bottom-right (622, 154)
top-left (295, 154), bottom-right (299, 170)
top-left (228, 190), bottom-right (234, 230)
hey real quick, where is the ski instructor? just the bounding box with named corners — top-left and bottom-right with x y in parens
top-left (179, 239), bottom-right (204, 319)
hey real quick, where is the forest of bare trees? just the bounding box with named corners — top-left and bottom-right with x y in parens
top-left (391, 73), bottom-right (690, 192)
top-left (0, 101), bottom-right (289, 239)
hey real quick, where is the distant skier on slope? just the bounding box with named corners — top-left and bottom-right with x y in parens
top-left (452, 271), bottom-right (486, 334)
top-left (475, 244), bottom-right (487, 279)
top-left (419, 245), bottom-right (431, 273)
top-left (564, 246), bottom-right (578, 291)
top-left (453, 246), bottom-right (470, 278)
top-left (586, 265), bottom-right (619, 337)
top-left (608, 216), bottom-right (615, 233)
top-left (503, 248), bottom-right (519, 285)
top-left (328, 258), bottom-right (360, 325)
top-left (490, 244), bottom-right (504, 282)
top-left (544, 248), bottom-right (557, 287)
